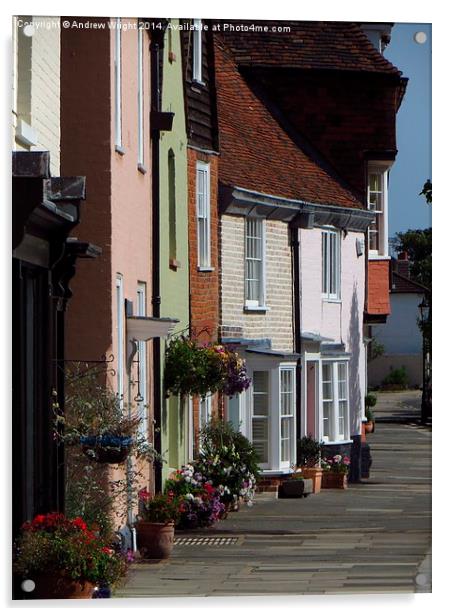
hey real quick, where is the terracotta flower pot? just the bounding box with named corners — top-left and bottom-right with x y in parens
top-left (136, 521), bottom-right (175, 559)
top-left (364, 421), bottom-right (375, 434)
top-left (321, 471), bottom-right (348, 489)
top-left (299, 467), bottom-right (323, 493)
top-left (27, 573), bottom-right (95, 599)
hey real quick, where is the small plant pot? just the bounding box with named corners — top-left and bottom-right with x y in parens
top-left (300, 467), bottom-right (323, 493)
top-left (321, 471), bottom-right (348, 489)
top-left (136, 521), bottom-right (175, 559)
top-left (26, 573), bottom-right (95, 599)
top-left (364, 421), bottom-right (375, 434)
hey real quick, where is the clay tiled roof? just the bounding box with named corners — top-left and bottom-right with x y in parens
top-left (214, 40), bottom-right (362, 209)
top-left (218, 21), bottom-right (403, 76)
top-left (391, 272), bottom-right (429, 294)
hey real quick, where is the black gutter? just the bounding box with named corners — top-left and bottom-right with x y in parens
top-left (150, 24), bottom-right (167, 495)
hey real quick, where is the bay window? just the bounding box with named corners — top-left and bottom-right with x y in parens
top-left (245, 363), bottom-right (297, 472)
top-left (322, 229), bottom-right (340, 300)
top-left (320, 361), bottom-right (349, 442)
top-left (280, 368), bottom-right (295, 465)
top-left (251, 371), bottom-right (269, 465)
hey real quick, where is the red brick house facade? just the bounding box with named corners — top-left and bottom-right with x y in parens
top-left (181, 22), bottom-right (221, 448)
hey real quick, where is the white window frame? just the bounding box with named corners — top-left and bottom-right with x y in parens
top-left (244, 360), bottom-right (297, 473)
top-left (192, 19), bottom-right (203, 84)
top-left (196, 161), bottom-right (211, 269)
top-left (367, 162), bottom-right (391, 258)
top-left (279, 366), bottom-right (295, 469)
top-left (136, 283), bottom-right (148, 439)
top-left (321, 228), bottom-right (341, 301)
top-left (115, 275), bottom-right (124, 407)
top-left (245, 217), bottom-right (266, 309)
top-left (137, 23), bottom-right (144, 166)
top-left (250, 370), bottom-right (271, 470)
top-left (199, 394), bottom-right (212, 431)
top-left (114, 18), bottom-right (122, 149)
top-left (319, 359), bottom-right (350, 443)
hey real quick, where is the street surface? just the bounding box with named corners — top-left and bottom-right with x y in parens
top-left (115, 399), bottom-right (431, 597)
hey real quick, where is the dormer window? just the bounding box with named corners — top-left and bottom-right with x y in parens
top-left (192, 19), bottom-right (203, 83)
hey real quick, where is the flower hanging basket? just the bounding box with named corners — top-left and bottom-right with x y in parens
top-left (80, 435), bottom-right (133, 464)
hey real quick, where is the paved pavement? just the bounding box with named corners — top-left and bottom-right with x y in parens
top-left (373, 389), bottom-right (423, 423)
top-left (115, 419), bottom-right (431, 598)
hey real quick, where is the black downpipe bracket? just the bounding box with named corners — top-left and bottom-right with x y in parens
top-left (150, 24), bottom-right (167, 494)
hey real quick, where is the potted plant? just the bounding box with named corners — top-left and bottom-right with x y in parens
top-left (135, 491), bottom-right (181, 559)
top-left (321, 455), bottom-right (351, 489)
top-left (364, 393), bottom-right (377, 434)
top-left (364, 408), bottom-right (375, 434)
top-left (296, 436), bottom-right (323, 493)
top-left (164, 465), bottom-right (225, 529)
top-left (13, 513), bottom-right (127, 599)
top-left (195, 420), bottom-right (260, 511)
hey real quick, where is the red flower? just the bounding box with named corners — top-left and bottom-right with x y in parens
top-left (72, 517), bottom-right (88, 531)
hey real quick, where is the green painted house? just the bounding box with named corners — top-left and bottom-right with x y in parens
top-left (159, 20), bottom-right (190, 484)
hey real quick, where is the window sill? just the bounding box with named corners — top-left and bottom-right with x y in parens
top-left (368, 253), bottom-right (391, 261)
top-left (115, 145), bottom-right (126, 156)
top-left (261, 469), bottom-right (293, 476)
top-left (191, 79), bottom-right (206, 89)
top-left (321, 439), bottom-right (353, 446)
top-left (244, 305), bottom-right (270, 313)
top-left (197, 266), bottom-right (215, 272)
top-left (322, 297), bottom-right (342, 304)
top-left (169, 258), bottom-right (181, 271)
top-left (137, 163), bottom-right (147, 175)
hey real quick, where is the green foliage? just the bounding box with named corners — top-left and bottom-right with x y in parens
top-left (368, 339), bottom-right (385, 362)
top-left (137, 492), bottom-right (181, 524)
top-left (164, 337), bottom-right (225, 398)
top-left (382, 366), bottom-right (408, 388)
top-left (195, 419), bottom-right (260, 503)
top-left (164, 338), bottom-right (251, 399)
top-left (65, 463), bottom-right (114, 540)
top-left (365, 392), bottom-right (377, 410)
top-left (297, 436), bottom-right (322, 468)
top-left (365, 408), bottom-right (375, 422)
top-left (419, 179), bottom-right (432, 205)
top-left (13, 513), bottom-right (127, 585)
top-left (393, 228), bottom-right (431, 290)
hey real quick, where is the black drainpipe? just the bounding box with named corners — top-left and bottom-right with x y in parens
top-left (290, 219), bottom-right (302, 449)
top-left (150, 24), bottom-right (167, 495)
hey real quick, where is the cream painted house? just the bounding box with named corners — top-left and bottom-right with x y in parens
top-left (13, 16), bottom-right (61, 175)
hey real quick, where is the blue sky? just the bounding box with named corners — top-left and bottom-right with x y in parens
top-left (384, 23), bottom-right (432, 236)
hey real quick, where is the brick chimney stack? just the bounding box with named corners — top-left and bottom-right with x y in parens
top-left (396, 251), bottom-right (410, 278)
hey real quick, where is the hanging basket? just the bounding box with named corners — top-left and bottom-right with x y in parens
top-left (80, 435), bottom-right (133, 464)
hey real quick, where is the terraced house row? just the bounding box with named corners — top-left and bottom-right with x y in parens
top-left (12, 17), bottom-right (406, 534)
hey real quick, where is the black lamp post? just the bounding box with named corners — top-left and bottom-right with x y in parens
top-left (418, 297), bottom-right (431, 424)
